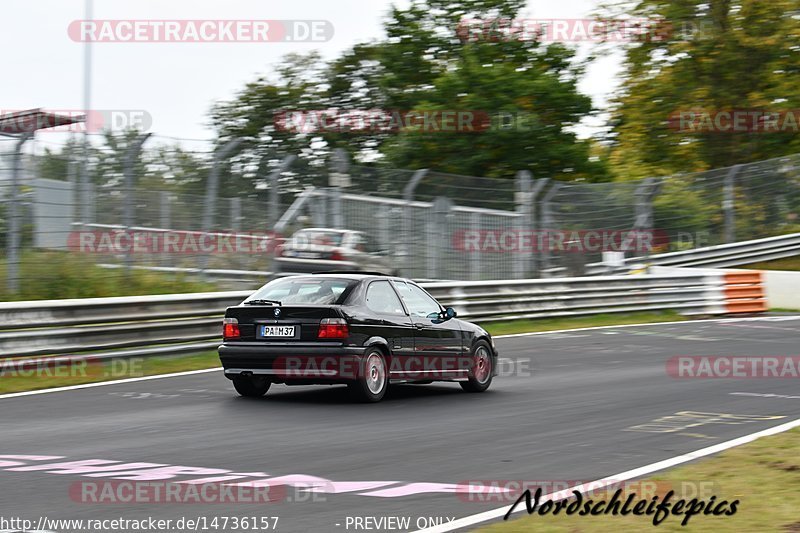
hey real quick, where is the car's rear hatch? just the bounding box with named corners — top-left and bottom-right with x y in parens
top-left (226, 305), bottom-right (343, 342)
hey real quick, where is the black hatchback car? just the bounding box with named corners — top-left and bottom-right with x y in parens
top-left (218, 273), bottom-right (498, 402)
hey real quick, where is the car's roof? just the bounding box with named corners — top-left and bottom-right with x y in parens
top-left (284, 273), bottom-right (404, 282)
top-left (293, 228), bottom-right (357, 234)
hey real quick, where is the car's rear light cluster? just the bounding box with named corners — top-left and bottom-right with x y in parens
top-left (328, 250), bottom-right (344, 261)
top-left (223, 317), bottom-right (240, 340)
top-left (318, 318), bottom-right (349, 339)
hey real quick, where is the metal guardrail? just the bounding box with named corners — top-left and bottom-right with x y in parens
top-left (0, 272), bottom-right (763, 365)
top-left (571, 232), bottom-right (800, 276)
top-left (423, 274), bottom-right (724, 322)
top-left (0, 291), bottom-right (249, 361)
top-left (636, 232), bottom-right (800, 269)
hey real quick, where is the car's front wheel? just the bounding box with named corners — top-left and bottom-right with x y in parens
top-left (232, 376), bottom-right (271, 397)
top-left (348, 349), bottom-right (389, 402)
top-left (460, 341), bottom-right (493, 393)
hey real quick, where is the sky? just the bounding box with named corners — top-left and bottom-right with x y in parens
top-left (1, 0), bottom-right (625, 154)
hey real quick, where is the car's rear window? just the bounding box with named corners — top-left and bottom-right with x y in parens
top-left (292, 230), bottom-right (346, 247)
top-left (245, 277), bottom-right (355, 305)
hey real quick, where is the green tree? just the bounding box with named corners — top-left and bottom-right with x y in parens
top-left (210, 0), bottom-right (608, 182)
top-left (606, 0), bottom-right (800, 178)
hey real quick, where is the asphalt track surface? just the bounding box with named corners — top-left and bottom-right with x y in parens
top-left (2, 316), bottom-right (800, 533)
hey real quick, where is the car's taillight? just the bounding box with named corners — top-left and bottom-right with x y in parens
top-left (329, 250), bottom-right (344, 261)
top-left (223, 317), bottom-right (240, 340)
top-left (318, 318), bottom-right (349, 339)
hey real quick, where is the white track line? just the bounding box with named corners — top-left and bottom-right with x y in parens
top-left (2, 315), bottom-right (797, 400)
top-left (0, 368), bottom-right (221, 400)
top-left (414, 416), bottom-right (800, 533)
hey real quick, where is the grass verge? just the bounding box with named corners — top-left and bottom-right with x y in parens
top-left (0, 351), bottom-right (221, 394)
top-left (480, 427), bottom-right (800, 532)
top-left (741, 256), bottom-right (800, 271)
top-left (0, 251), bottom-right (215, 301)
top-left (481, 311), bottom-right (686, 336)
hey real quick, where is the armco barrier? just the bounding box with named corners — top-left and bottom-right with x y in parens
top-left (584, 232), bottom-right (800, 275)
top-left (649, 266), bottom-right (769, 315)
top-left (0, 273), bottom-right (765, 363)
top-left (422, 273), bottom-right (726, 322)
top-left (722, 271), bottom-right (768, 313)
top-left (761, 270), bottom-right (800, 310)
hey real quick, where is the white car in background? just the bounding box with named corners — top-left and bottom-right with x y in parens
top-left (275, 228), bottom-right (398, 275)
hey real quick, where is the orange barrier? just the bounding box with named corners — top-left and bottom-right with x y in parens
top-left (723, 271), bottom-right (768, 313)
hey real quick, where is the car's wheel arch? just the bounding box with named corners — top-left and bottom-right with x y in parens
top-left (470, 336), bottom-right (498, 372)
top-left (470, 335), bottom-right (494, 355)
top-left (363, 336), bottom-right (391, 355)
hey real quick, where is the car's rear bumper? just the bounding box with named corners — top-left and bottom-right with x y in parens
top-left (219, 342), bottom-right (366, 383)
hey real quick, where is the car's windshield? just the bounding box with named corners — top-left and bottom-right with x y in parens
top-left (245, 277), bottom-right (355, 305)
top-left (291, 230), bottom-right (346, 248)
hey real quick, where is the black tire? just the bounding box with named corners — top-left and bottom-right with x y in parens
top-left (232, 376), bottom-right (271, 397)
top-left (460, 340), bottom-right (493, 393)
top-left (348, 348), bottom-right (389, 402)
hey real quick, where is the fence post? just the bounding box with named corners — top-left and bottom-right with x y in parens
top-left (469, 211), bottom-right (481, 280)
top-left (513, 172), bottom-right (550, 279)
top-left (626, 177), bottom-right (662, 263)
top-left (723, 164), bottom-right (742, 244)
top-left (539, 182), bottom-right (561, 276)
top-left (7, 132), bottom-right (32, 295)
top-left (429, 197), bottom-right (452, 279)
top-left (514, 171), bottom-right (532, 279)
top-left (328, 149), bottom-right (350, 229)
top-left (230, 197), bottom-right (242, 232)
top-left (200, 138), bottom-right (242, 275)
top-left (67, 159), bottom-right (78, 189)
top-left (529, 178), bottom-right (550, 277)
top-left (402, 169), bottom-right (428, 272)
top-left (159, 191), bottom-right (171, 267)
top-left (122, 133), bottom-right (152, 276)
top-left (266, 155), bottom-right (296, 229)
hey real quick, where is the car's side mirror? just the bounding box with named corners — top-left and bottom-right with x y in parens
top-left (444, 307), bottom-right (457, 319)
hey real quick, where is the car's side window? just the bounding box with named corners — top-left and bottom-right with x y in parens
top-left (394, 282), bottom-right (441, 318)
top-left (365, 281), bottom-right (406, 315)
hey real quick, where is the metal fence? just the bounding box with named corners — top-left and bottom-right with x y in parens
top-left (2, 133), bottom-right (800, 296)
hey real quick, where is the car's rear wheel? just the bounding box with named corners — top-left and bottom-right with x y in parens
top-left (349, 349), bottom-right (388, 402)
top-left (460, 341), bottom-right (493, 393)
top-left (232, 376), bottom-right (271, 397)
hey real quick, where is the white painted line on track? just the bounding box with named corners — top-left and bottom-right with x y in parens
top-left (413, 416), bottom-right (800, 533)
top-left (2, 315), bottom-right (797, 400)
top-left (0, 368), bottom-right (222, 400)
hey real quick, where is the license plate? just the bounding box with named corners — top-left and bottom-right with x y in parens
top-left (260, 325), bottom-right (295, 337)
